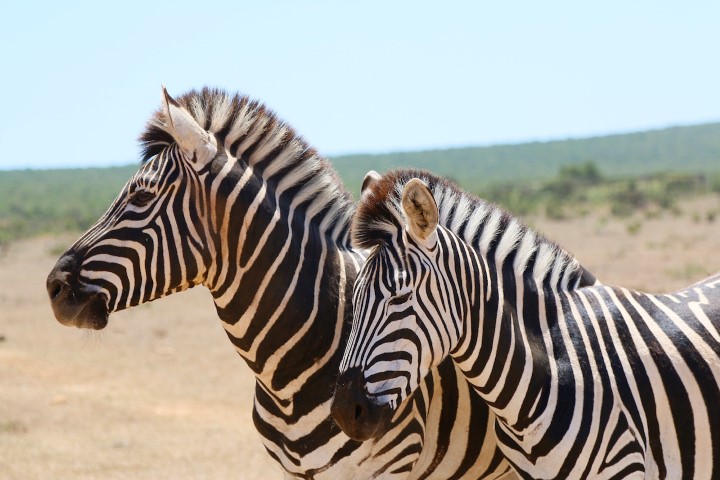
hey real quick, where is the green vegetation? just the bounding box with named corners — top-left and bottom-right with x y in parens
top-left (1, 122), bottom-right (719, 247)
top-left (334, 122), bottom-right (720, 197)
top-left (480, 165), bottom-right (720, 219)
top-left (0, 166), bottom-right (136, 245)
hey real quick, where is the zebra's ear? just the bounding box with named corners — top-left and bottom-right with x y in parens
top-left (401, 178), bottom-right (438, 248)
top-left (161, 86), bottom-right (217, 169)
top-left (360, 170), bottom-right (382, 199)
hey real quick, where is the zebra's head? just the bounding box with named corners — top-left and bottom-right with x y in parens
top-left (332, 174), bottom-right (463, 441)
top-left (46, 88), bottom-right (218, 329)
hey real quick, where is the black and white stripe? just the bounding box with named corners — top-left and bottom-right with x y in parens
top-left (47, 90), bottom-right (515, 479)
top-left (335, 169), bottom-right (720, 479)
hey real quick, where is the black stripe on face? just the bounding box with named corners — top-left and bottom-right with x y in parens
top-left (68, 145), bottom-right (210, 314)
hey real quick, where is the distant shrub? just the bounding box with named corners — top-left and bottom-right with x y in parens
top-left (667, 263), bottom-right (708, 281)
top-left (626, 221), bottom-right (642, 235)
top-left (542, 178), bottom-right (576, 202)
top-left (545, 202), bottom-right (566, 220)
top-left (576, 206), bottom-right (591, 217)
top-left (610, 181), bottom-right (646, 216)
top-left (479, 184), bottom-right (540, 217)
top-left (558, 162), bottom-right (603, 185)
top-left (712, 174), bottom-right (720, 191)
top-left (644, 208), bottom-right (662, 220)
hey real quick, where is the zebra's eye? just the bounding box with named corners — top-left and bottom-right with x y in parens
top-left (387, 291), bottom-right (411, 306)
top-left (129, 190), bottom-right (155, 207)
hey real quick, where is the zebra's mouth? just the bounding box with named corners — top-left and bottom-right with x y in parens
top-left (47, 267), bottom-right (109, 330)
top-left (57, 293), bottom-right (109, 330)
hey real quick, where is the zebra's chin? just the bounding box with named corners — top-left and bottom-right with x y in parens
top-left (331, 367), bottom-right (394, 441)
top-left (48, 288), bottom-right (108, 330)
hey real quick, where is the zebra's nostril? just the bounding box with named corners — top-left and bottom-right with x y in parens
top-left (354, 404), bottom-right (364, 421)
top-left (48, 279), bottom-right (64, 300)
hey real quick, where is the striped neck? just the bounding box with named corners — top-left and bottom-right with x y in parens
top-left (446, 206), bottom-right (589, 442)
top-left (375, 176), bottom-right (593, 438)
top-left (456, 200), bottom-right (595, 296)
top-left (140, 90), bottom-right (359, 405)
top-left (203, 157), bottom-right (356, 406)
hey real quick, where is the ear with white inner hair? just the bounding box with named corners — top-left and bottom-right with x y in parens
top-left (360, 170), bottom-right (382, 199)
top-left (401, 178), bottom-right (439, 248)
top-left (161, 86), bottom-right (217, 169)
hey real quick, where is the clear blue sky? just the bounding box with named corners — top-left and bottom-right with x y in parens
top-left (1, 0), bottom-right (718, 170)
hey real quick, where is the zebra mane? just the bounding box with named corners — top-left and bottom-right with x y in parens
top-left (353, 169), bottom-right (595, 290)
top-left (138, 87), bottom-right (356, 244)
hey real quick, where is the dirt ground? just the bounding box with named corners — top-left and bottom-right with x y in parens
top-left (0, 235), bottom-right (279, 480)
top-left (1, 196), bottom-right (719, 479)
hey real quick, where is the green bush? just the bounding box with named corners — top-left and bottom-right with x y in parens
top-left (0, 166), bottom-right (135, 246)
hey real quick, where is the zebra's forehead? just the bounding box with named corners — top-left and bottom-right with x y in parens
top-left (360, 244), bottom-right (410, 290)
top-left (134, 147), bottom-right (184, 179)
top-left (368, 240), bottom-right (404, 265)
top-left (134, 162), bottom-right (162, 183)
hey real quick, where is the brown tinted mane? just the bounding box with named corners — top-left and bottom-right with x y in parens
top-left (352, 169), bottom-right (464, 249)
top-left (351, 170), bottom-right (590, 288)
top-left (137, 88), bottom-right (338, 187)
top-left (137, 87), bottom-right (355, 244)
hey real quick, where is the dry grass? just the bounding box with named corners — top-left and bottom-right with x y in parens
top-left (0, 235), bottom-right (279, 480)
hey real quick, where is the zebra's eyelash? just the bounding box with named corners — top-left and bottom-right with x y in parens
top-left (128, 189), bottom-right (156, 207)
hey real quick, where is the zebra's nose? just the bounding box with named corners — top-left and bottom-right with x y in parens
top-left (46, 251), bottom-right (109, 330)
top-left (46, 252), bottom-right (80, 302)
top-left (47, 274), bottom-right (65, 302)
top-left (351, 398), bottom-right (368, 423)
top-left (336, 380), bottom-right (370, 423)
top-left (331, 367), bottom-right (380, 441)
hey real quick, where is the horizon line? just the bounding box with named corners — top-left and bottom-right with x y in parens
top-left (2, 118), bottom-right (719, 172)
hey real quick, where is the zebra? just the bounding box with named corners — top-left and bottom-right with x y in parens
top-left (332, 169), bottom-right (720, 479)
top-left (45, 88), bottom-right (516, 479)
